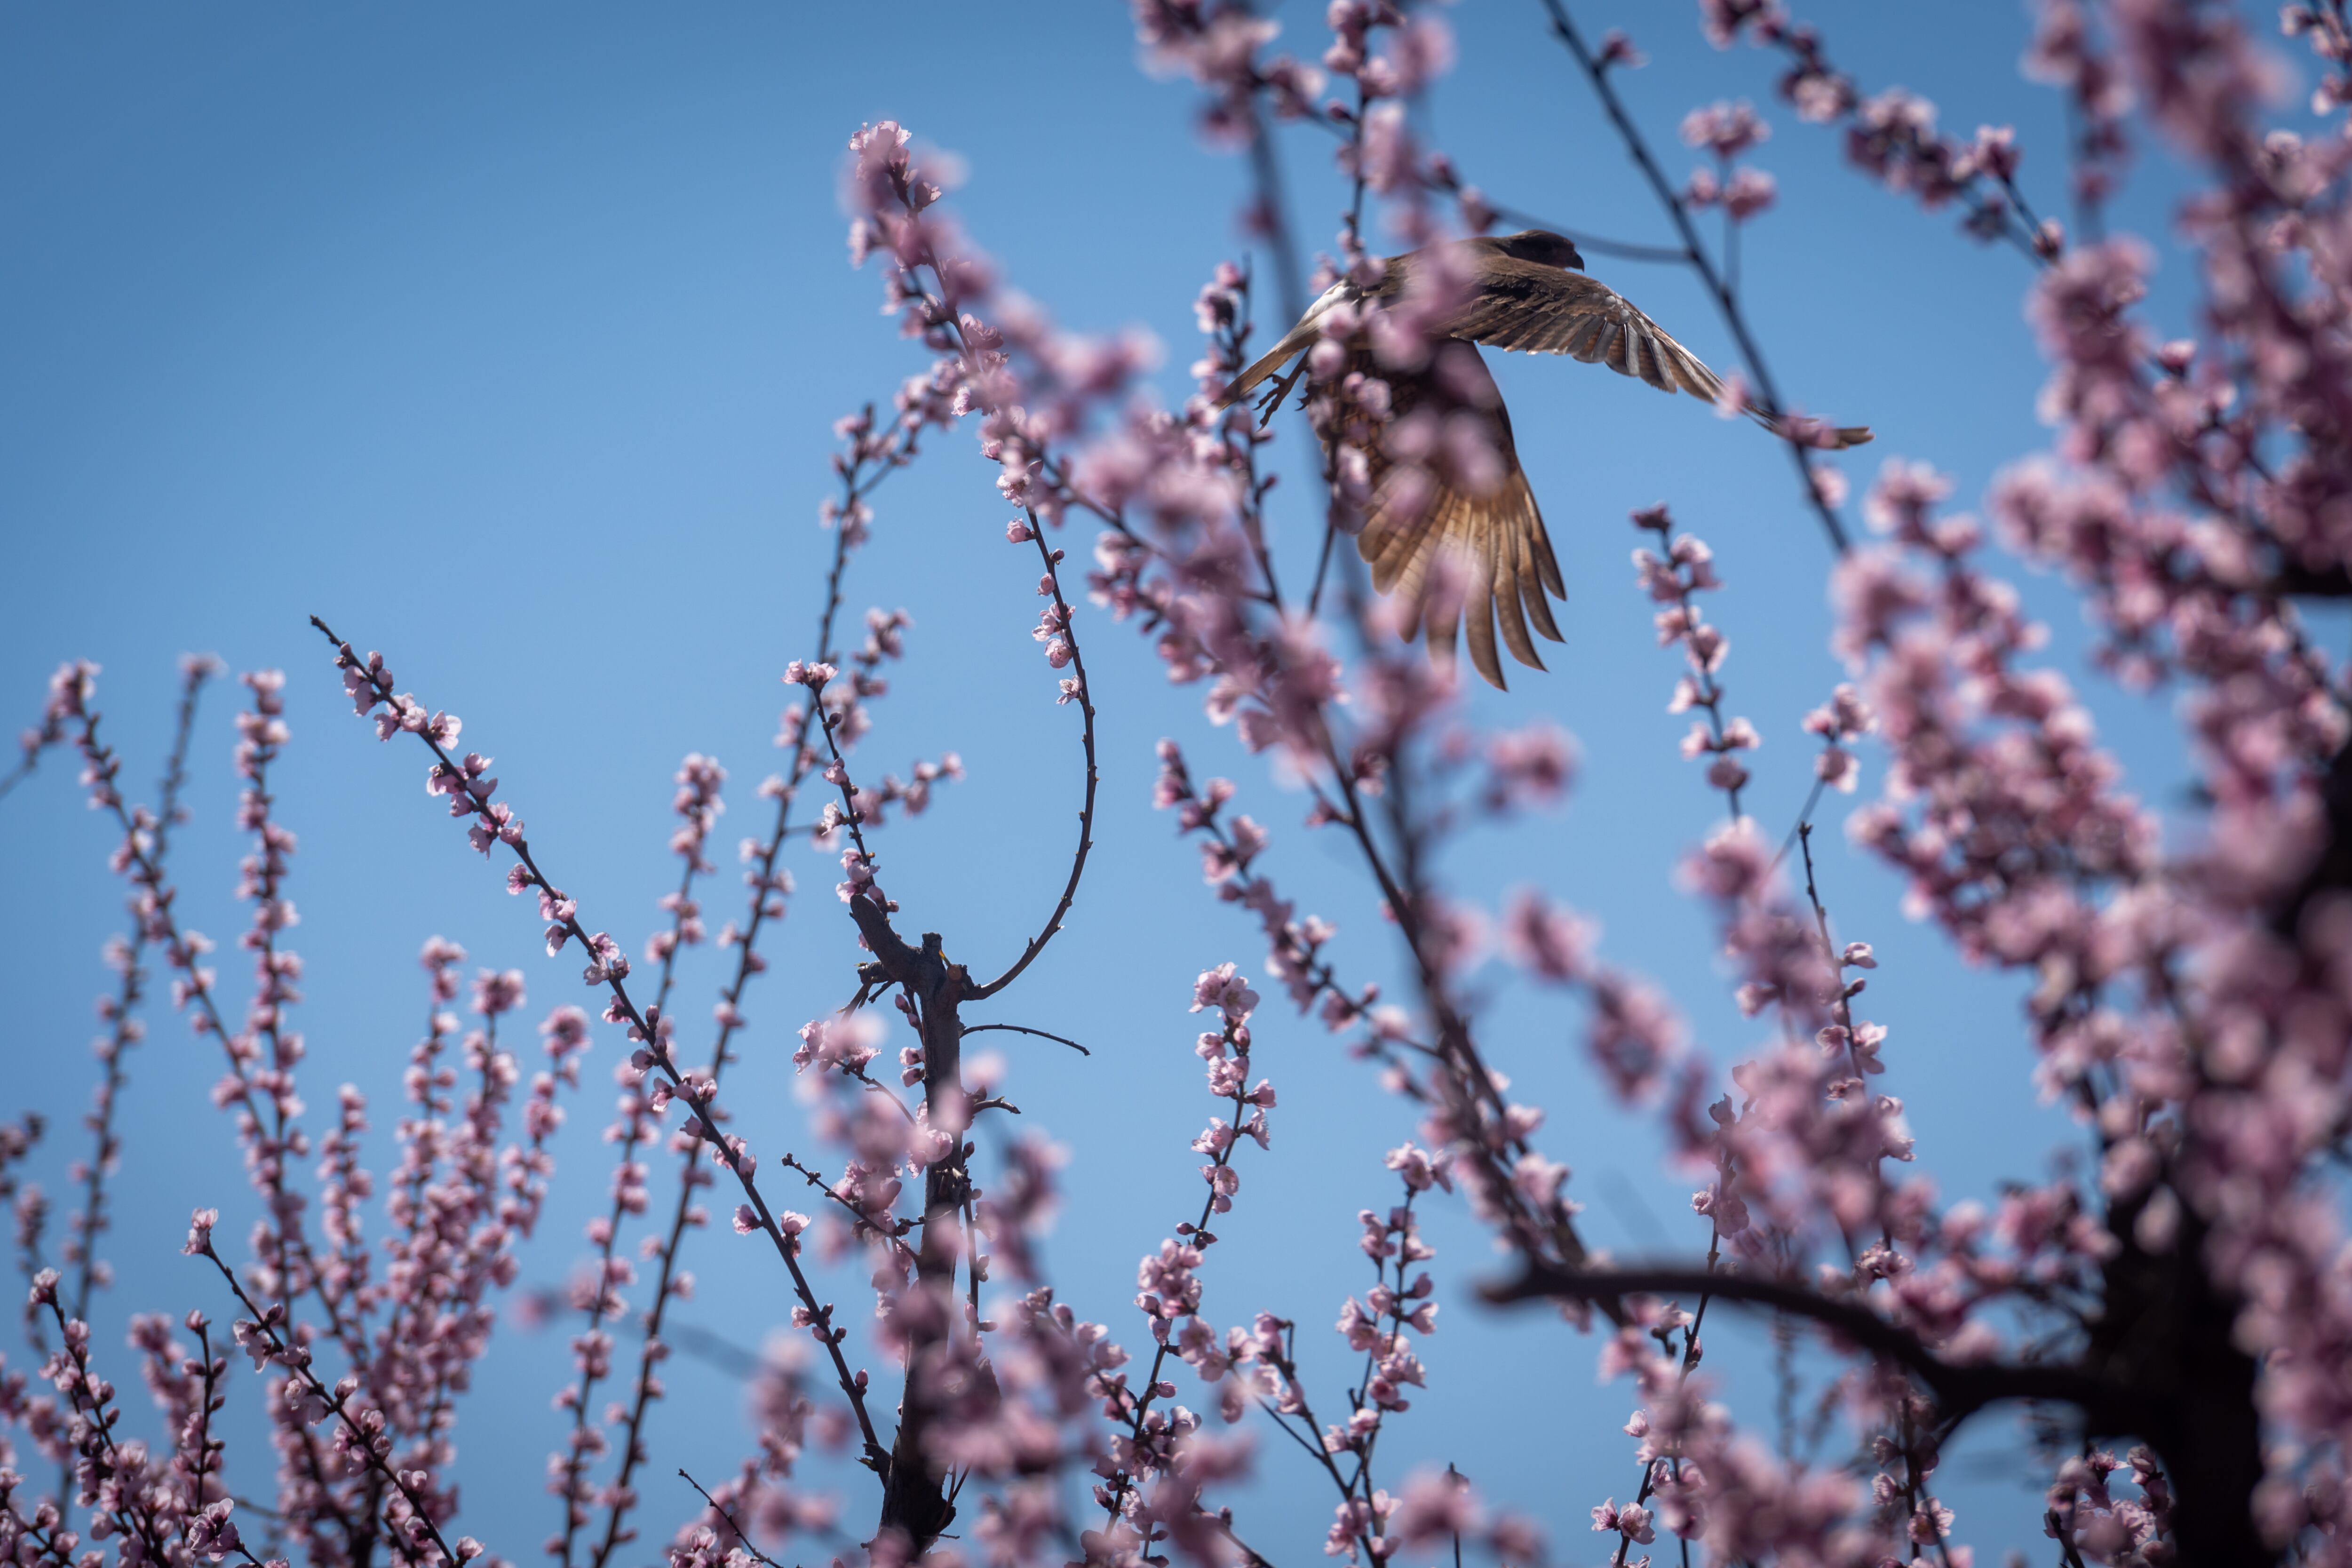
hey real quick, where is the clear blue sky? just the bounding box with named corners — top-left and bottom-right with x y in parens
top-left (1, 2), bottom-right (2315, 1560)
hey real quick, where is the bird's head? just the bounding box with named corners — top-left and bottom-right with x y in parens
top-left (1494, 229), bottom-right (1586, 271)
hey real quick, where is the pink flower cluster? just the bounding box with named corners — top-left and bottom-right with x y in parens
top-left (1631, 506), bottom-right (1757, 809)
top-left (1680, 100), bottom-right (1777, 221)
top-left (1700, 0), bottom-right (2062, 255)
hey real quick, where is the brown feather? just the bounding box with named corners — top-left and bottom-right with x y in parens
top-left (1493, 517), bottom-right (1542, 674)
top-left (1513, 517), bottom-right (1563, 646)
top-left (1347, 342), bottom-right (1565, 689)
top-left (1435, 249), bottom-right (1872, 446)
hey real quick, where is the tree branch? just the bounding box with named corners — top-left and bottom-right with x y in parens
top-left (972, 512), bottom-right (1100, 999)
top-left (1484, 1262), bottom-right (2138, 1428)
top-left (1535, 0), bottom-right (1852, 554)
top-left (958, 1022), bottom-right (1090, 1056)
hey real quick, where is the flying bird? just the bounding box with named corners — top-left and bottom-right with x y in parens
top-left (1217, 230), bottom-right (1873, 688)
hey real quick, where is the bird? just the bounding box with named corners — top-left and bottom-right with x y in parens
top-left (1216, 229), bottom-right (1873, 689)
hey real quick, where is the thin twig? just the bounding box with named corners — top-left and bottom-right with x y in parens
top-left (1486, 1261), bottom-right (2134, 1426)
top-left (67, 657), bottom-right (215, 1319)
top-left (585, 422), bottom-right (938, 1568)
top-left (192, 1245), bottom-right (470, 1568)
top-left (1536, 0), bottom-right (1853, 555)
top-left (958, 1022), bottom-right (1090, 1056)
top-left (1767, 774), bottom-right (1830, 876)
top-left (676, 1470), bottom-right (786, 1568)
top-left (309, 616), bottom-right (895, 1488)
top-left (971, 512), bottom-right (1101, 999)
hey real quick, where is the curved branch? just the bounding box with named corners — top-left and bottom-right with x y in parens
top-left (972, 513), bottom-right (1100, 999)
top-left (958, 1022), bottom-right (1090, 1056)
top-left (676, 1470), bottom-right (784, 1568)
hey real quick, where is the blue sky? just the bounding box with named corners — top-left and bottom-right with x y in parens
top-left (2, 2), bottom-right (2320, 1560)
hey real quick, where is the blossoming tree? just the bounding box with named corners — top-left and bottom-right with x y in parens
top-left (5, 2), bottom-right (2352, 1566)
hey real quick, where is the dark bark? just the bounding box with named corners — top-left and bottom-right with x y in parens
top-left (2273, 561), bottom-right (2352, 597)
top-left (2081, 1201), bottom-right (2266, 1567)
top-left (1491, 1235), bottom-right (2271, 1565)
top-left (2272, 732), bottom-right (2352, 941)
top-left (848, 894), bottom-right (972, 1553)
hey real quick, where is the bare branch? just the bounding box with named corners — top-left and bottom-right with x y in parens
top-left (1485, 1262), bottom-right (2137, 1428)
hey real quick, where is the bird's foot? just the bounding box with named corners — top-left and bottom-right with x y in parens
top-left (1255, 361), bottom-right (1311, 428)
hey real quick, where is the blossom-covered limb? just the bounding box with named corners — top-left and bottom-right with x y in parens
top-left (0, 661), bottom-right (102, 807)
top-left (27, 1276), bottom-right (175, 1564)
top-left (1633, 506), bottom-right (1756, 817)
top-left (224, 671), bottom-right (353, 1343)
top-left (1154, 744), bottom-right (1367, 1029)
top-left (552, 757), bottom-right (718, 1566)
top-left (63, 676), bottom-right (366, 1551)
top-left (584, 399), bottom-right (937, 1568)
top-left (773, 1151), bottom-right (902, 1241)
top-left (672, 1469), bottom-right (785, 1568)
top-left (549, 1012), bottom-right (660, 1561)
top-left (0, 1484), bottom-right (82, 1568)
top-left (1089, 972), bottom-right (1273, 1549)
top-left (644, 754), bottom-right (725, 1018)
top-left (65, 653), bottom-right (220, 1328)
top-left (1794, 825), bottom-right (1875, 1105)
top-left (307, 618), bottom-right (894, 1496)
top-left (1335, 718), bottom-right (1610, 1293)
top-left (359, 971), bottom-right (589, 1565)
top-left (1302, 1171), bottom-right (1449, 1565)
top-left (0, 1117), bottom-right (48, 1387)
top-left (1237, 1323), bottom-right (1371, 1562)
top-left (1702, 0), bottom-right (2067, 260)
top-left (146, 1310), bottom-right (277, 1568)
top-left (1162, 709), bottom-right (1608, 1311)
top-left (1189, 263), bottom-right (1284, 606)
top-left (187, 1230), bottom-right (477, 1568)
top-left (1535, 0), bottom-right (1855, 552)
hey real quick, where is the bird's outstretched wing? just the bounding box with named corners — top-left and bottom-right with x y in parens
top-left (1443, 258), bottom-right (1873, 448)
top-left (1209, 241), bottom-right (1868, 690)
top-left (1354, 343), bottom-right (1565, 690)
